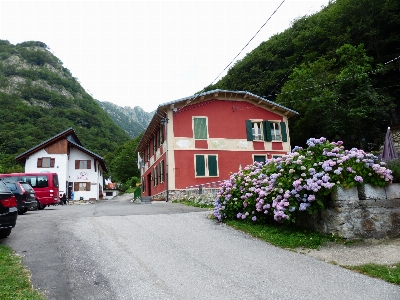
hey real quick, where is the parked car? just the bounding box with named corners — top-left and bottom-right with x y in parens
top-left (0, 179), bottom-right (18, 238)
top-left (3, 181), bottom-right (37, 214)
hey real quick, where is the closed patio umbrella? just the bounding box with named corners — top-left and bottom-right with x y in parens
top-left (381, 127), bottom-right (398, 161)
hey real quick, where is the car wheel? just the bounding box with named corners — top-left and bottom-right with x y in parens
top-left (18, 209), bottom-right (26, 215)
top-left (0, 229), bottom-right (12, 238)
top-left (37, 201), bottom-right (45, 210)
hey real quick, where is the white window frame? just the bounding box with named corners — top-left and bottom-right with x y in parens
top-left (193, 116), bottom-right (209, 140)
top-left (253, 155), bottom-right (267, 163)
top-left (194, 154), bottom-right (219, 178)
top-left (251, 120), bottom-right (263, 141)
top-left (270, 122), bottom-right (281, 141)
top-left (78, 182), bottom-right (87, 191)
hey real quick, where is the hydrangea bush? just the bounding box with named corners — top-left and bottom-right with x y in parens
top-left (213, 137), bottom-right (393, 223)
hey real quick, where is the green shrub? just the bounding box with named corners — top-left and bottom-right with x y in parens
top-left (385, 159), bottom-right (400, 183)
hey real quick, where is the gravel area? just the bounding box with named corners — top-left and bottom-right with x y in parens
top-left (297, 237), bottom-right (400, 266)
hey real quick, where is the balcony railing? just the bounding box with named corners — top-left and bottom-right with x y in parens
top-left (185, 180), bottom-right (225, 197)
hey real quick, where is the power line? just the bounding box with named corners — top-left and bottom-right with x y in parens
top-left (266, 2), bottom-right (329, 98)
top-left (177, 0), bottom-right (287, 113)
top-left (278, 82), bottom-right (400, 105)
top-left (273, 54), bottom-right (400, 97)
top-left (208, 0), bottom-right (286, 87)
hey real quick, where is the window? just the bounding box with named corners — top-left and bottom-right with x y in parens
top-left (246, 120), bottom-right (263, 141)
top-left (159, 160), bottom-right (165, 183)
top-left (193, 117), bottom-right (208, 139)
top-left (153, 166), bottom-right (158, 186)
top-left (254, 155), bottom-right (266, 163)
top-left (146, 144), bottom-right (150, 161)
top-left (246, 120), bottom-right (287, 142)
top-left (37, 176), bottom-right (49, 187)
top-left (252, 122), bottom-right (263, 141)
top-left (37, 157), bottom-right (55, 168)
top-left (158, 126), bottom-right (164, 147)
top-left (195, 154), bottom-right (218, 177)
top-left (74, 182), bottom-right (90, 191)
top-left (75, 160), bottom-right (91, 169)
top-left (270, 122), bottom-right (281, 141)
top-left (152, 135), bottom-right (157, 154)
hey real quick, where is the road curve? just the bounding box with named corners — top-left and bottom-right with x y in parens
top-left (2, 195), bottom-right (399, 300)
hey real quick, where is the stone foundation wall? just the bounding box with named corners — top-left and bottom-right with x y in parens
top-left (151, 189), bottom-right (217, 205)
top-left (296, 184), bottom-right (400, 239)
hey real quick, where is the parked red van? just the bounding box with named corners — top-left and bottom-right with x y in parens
top-left (0, 173), bottom-right (60, 209)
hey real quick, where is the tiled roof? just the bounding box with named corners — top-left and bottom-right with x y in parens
top-left (15, 127), bottom-right (107, 172)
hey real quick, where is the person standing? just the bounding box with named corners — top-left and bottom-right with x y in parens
top-left (70, 191), bottom-right (75, 203)
top-left (61, 193), bottom-right (67, 205)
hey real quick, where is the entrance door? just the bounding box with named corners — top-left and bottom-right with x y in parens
top-left (68, 182), bottom-right (73, 199)
top-left (147, 173), bottom-right (152, 196)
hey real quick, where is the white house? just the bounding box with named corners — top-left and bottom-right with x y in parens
top-left (15, 128), bottom-right (107, 201)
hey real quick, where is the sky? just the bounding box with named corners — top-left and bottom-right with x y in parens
top-left (0, 0), bottom-right (330, 112)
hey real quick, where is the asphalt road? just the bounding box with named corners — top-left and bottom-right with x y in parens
top-left (1, 194), bottom-right (399, 300)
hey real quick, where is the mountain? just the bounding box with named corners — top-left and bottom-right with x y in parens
top-left (0, 40), bottom-right (132, 172)
top-left (96, 100), bottom-right (153, 138)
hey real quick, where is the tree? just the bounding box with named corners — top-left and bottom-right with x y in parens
top-left (277, 44), bottom-right (394, 149)
top-left (105, 134), bottom-right (142, 184)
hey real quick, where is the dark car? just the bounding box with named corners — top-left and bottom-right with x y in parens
top-left (3, 181), bottom-right (37, 214)
top-left (0, 179), bottom-right (18, 238)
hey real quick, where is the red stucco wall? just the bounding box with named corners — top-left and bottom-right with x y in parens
top-left (173, 100), bottom-right (283, 139)
top-left (173, 149), bottom-right (287, 189)
top-left (142, 99), bottom-right (288, 196)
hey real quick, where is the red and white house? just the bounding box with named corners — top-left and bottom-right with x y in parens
top-left (15, 128), bottom-right (107, 201)
top-left (135, 90), bottom-right (298, 201)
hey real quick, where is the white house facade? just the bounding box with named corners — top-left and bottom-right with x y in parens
top-left (16, 128), bottom-right (107, 201)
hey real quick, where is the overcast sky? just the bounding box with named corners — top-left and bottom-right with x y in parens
top-left (0, 0), bottom-right (330, 112)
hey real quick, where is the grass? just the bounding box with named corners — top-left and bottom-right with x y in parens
top-left (347, 263), bottom-right (400, 285)
top-left (224, 219), bottom-right (340, 249)
top-left (172, 199), bottom-right (214, 209)
top-left (0, 245), bottom-right (45, 299)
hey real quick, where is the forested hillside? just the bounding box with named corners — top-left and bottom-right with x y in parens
top-left (209, 0), bottom-right (400, 150)
top-left (96, 100), bottom-right (153, 138)
top-left (0, 40), bottom-right (131, 173)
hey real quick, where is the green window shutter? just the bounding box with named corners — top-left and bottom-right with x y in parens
top-left (208, 155), bottom-right (218, 176)
top-left (195, 155), bottom-right (205, 176)
top-left (194, 118), bottom-right (207, 139)
top-left (264, 121), bottom-right (272, 141)
top-left (280, 122), bottom-right (287, 142)
top-left (246, 120), bottom-right (253, 141)
top-left (254, 155), bottom-right (266, 163)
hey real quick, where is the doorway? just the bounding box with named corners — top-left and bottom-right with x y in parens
top-left (147, 173), bottom-right (152, 196)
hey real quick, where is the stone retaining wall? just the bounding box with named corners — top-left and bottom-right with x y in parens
top-left (390, 127), bottom-right (400, 154)
top-left (150, 185), bottom-right (400, 240)
top-left (296, 184), bottom-right (400, 239)
top-left (150, 189), bottom-right (216, 205)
